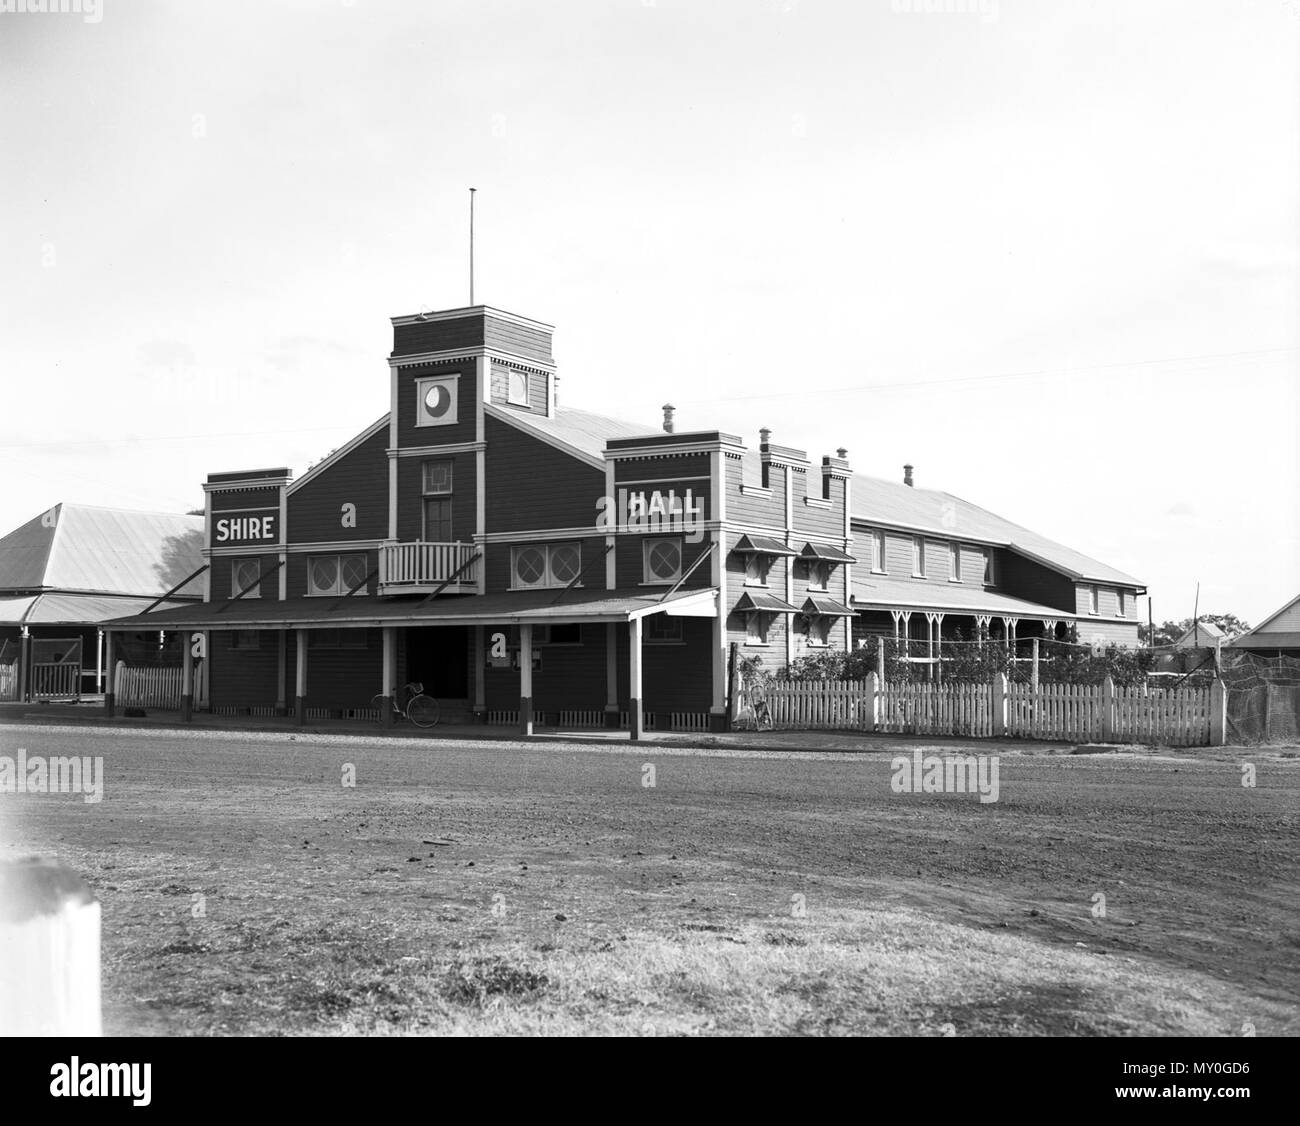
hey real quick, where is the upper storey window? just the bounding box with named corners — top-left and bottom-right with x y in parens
top-left (912, 537), bottom-right (926, 578)
top-left (512, 542), bottom-right (582, 590)
top-left (422, 459), bottom-right (453, 543)
top-left (644, 537), bottom-right (683, 584)
top-left (507, 370), bottom-right (529, 406)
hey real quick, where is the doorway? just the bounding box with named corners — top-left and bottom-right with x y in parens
top-left (405, 627), bottom-right (469, 700)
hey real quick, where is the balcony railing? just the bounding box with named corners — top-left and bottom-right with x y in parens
top-left (378, 541), bottom-right (479, 593)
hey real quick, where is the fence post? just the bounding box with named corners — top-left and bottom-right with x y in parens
top-left (1031, 638), bottom-right (1039, 691)
top-left (864, 673), bottom-right (878, 733)
top-left (992, 673), bottom-right (1008, 737)
top-left (1210, 679), bottom-right (1227, 746)
top-left (877, 636), bottom-right (885, 681)
top-left (1102, 676), bottom-right (1114, 742)
top-left (0, 858), bottom-right (101, 1035)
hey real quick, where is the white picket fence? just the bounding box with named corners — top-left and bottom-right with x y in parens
top-left (115, 664), bottom-right (186, 709)
top-left (746, 675), bottom-right (1220, 746)
top-left (0, 663), bottom-right (16, 702)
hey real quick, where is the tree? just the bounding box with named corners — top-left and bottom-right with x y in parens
top-left (1139, 614), bottom-right (1252, 646)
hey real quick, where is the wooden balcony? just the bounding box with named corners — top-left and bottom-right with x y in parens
top-left (378, 541), bottom-right (479, 595)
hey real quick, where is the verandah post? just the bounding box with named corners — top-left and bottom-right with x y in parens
top-left (519, 623), bottom-right (534, 736)
top-left (181, 631), bottom-right (194, 723)
top-left (103, 630), bottom-right (115, 717)
top-left (294, 630), bottom-right (307, 725)
top-left (628, 616), bottom-right (643, 741)
top-left (381, 626), bottom-right (396, 727)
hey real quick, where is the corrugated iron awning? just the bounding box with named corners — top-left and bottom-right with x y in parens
top-left (734, 591), bottom-right (799, 614)
top-left (733, 534), bottom-right (798, 557)
top-left (801, 596), bottom-right (855, 617)
top-left (800, 542), bottom-right (856, 564)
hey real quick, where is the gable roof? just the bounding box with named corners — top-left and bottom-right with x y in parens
top-left (1172, 620), bottom-right (1226, 647)
top-left (1229, 593), bottom-right (1300, 648)
top-left (0, 504), bottom-right (205, 599)
top-left (851, 474), bottom-right (1143, 588)
top-left (486, 403), bottom-right (655, 467)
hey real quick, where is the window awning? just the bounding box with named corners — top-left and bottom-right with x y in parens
top-left (801, 596), bottom-right (855, 617)
top-left (733, 534), bottom-right (798, 557)
top-left (734, 591), bottom-right (799, 614)
top-left (800, 542), bottom-right (857, 564)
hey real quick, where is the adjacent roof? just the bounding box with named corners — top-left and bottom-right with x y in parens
top-left (853, 572), bottom-right (1090, 621)
top-left (851, 474), bottom-right (1143, 587)
top-left (1229, 593), bottom-right (1300, 649)
top-left (1171, 620), bottom-right (1227, 648)
top-left (0, 504), bottom-right (205, 598)
top-left (104, 587), bottom-right (718, 631)
top-left (0, 593), bottom-right (195, 627)
top-left (487, 404), bottom-right (654, 468)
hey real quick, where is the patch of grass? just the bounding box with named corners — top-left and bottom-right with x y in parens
top-left (442, 957), bottom-right (551, 1007)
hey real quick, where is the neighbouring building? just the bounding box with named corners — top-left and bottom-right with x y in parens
top-left (1229, 594), bottom-right (1300, 657)
top-left (0, 503), bottom-right (204, 701)
top-left (103, 303), bottom-right (1144, 733)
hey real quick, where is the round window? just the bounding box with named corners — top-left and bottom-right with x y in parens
top-left (515, 547), bottom-right (546, 586)
top-left (551, 544), bottom-right (580, 584)
top-left (647, 539), bottom-right (681, 581)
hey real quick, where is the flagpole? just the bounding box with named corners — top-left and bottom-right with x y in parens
top-left (469, 187), bottom-right (476, 306)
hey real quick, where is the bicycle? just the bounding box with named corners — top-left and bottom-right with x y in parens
top-left (371, 681), bottom-right (440, 729)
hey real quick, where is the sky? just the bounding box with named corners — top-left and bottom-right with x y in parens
top-left (1, 0), bottom-right (1296, 626)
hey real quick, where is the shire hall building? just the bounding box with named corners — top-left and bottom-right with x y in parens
top-left (106, 303), bottom-right (1144, 736)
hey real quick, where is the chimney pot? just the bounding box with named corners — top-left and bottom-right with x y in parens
top-left (903, 464), bottom-right (914, 487)
top-left (661, 403), bottom-right (675, 434)
top-left (837, 447), bottom-right (848, 459)
top-left (759, 427), bottom-right (772, 445)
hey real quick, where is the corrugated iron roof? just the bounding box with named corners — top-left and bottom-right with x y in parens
top-left (488, 404), bottom-right (654, 465)
top-left (105, 586), bottom-right (716, 630)
top-left (853, 572), bottom-right (1091, 620)
top-left (851, 474), bottom-right (1143, 587)
top-left (0, 504), bottom-right (205, 598)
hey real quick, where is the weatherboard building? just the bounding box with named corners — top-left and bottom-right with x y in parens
top-left (106, 303), bottom-right (1143, 735)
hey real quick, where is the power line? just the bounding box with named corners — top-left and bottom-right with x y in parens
top-left (678, 345), bottom-right (1297, 405)
top-left (0, 424), bottom-right (361, 452)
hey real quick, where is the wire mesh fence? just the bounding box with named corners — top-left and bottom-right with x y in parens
top-left (1220, 652), bottom-right (1300, 744)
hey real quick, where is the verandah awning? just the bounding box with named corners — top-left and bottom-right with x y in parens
top-left (101, 586), bottom-right (719, 631)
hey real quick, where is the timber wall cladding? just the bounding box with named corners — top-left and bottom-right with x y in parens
top-left (396, 455), bottom-right (478, 544)
top-left (482, 315), bottom-right (554, 364)
top-left (484, 414), bottom-right (605, 533)
top-left (288, 427), bottom-right (388, 542)
top-left (394, 361), bottom-right (478, 448)
top-left (210, 486), bottom-right (280, 513)
top-left (210, 635), bottom-right (281, 708)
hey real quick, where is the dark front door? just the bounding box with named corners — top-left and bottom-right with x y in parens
top-left (405, 627), bottom-right (468, 700)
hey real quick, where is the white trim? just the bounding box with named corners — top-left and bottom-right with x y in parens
top-left (203, 475), bottom-right (290, 493)
top-left (388, 441), bottom-right (486, 458)
top-left (483, 401), bottom-right (605, 470)
top-left (804, 497), bottom-right (832, 509)
top-left (389, 345), bottom-right (556, 373)
top-left (605, 440), bottom-right (739, 461)
top-left (390, 305), bottom-right (555, 332)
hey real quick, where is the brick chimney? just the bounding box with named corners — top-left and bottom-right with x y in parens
top-left (904, 464), bottom-right (914, 487)
top-left (662, 403), bottom-right (675, 434)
